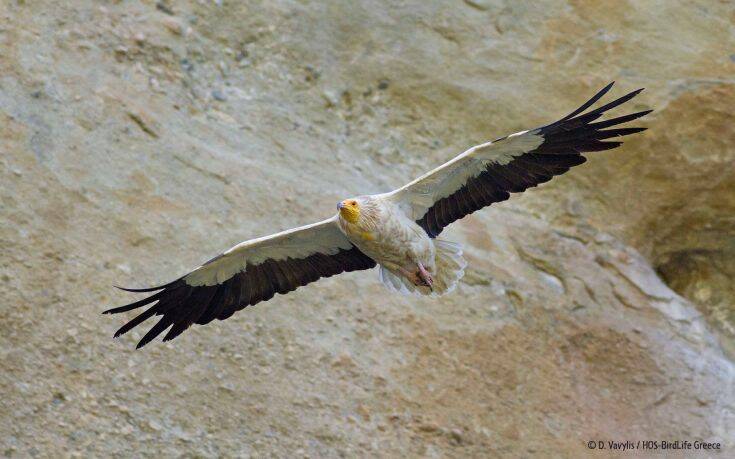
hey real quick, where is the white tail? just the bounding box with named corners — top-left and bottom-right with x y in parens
top-left (378, 239), bottom-right (467, 296)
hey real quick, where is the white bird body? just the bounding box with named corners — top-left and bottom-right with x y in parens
top-left (106, 83), bottom-right (650, 347)
top-left (337, 196), bottom-right (458, 294)
top-left (338, 197), bottom-right (432, 270)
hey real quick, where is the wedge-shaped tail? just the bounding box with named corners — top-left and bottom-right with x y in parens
top-left (378, 239), bottom-right (467, 296)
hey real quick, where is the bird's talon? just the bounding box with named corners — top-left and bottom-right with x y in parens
top-left (415, 270), bottom-right (433, 286)
top-left (416, 263), bottom-right (434, 291)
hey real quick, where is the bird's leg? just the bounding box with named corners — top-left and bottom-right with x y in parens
top-left (398, 266), bottom-right (423, 286)
top-left (416, 262), bottom-right (433, 291)
top-left (397, 263), bottom-right (433, 290)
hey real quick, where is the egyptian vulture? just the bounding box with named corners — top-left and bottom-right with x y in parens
top-left (106, 82), bottom-right (650, 348)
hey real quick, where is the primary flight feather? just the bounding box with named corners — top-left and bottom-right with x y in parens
top-left (106, 82), bottom-right (651, 348)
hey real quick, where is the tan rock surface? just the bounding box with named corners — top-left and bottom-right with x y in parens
top-left (1, 1), bottom-right (733, 457)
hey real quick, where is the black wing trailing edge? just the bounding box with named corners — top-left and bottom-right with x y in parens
top-left (417, 82), bottom-right (651, 238)
top-left (105, 247), bottom-right (375, 348)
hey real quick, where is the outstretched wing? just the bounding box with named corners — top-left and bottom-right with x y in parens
top-left (105, 217), bottom-right (375, 348)
top-left (385, 82), bottom-right (651, 237)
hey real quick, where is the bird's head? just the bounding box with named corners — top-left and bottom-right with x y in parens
top-left (337, 198), bottom-right (361, 224)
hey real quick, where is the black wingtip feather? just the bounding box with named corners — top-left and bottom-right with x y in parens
top-left (590, 109), bottom-right (653, 129)
top-left (161, 322), bottom-right (192, 342)
top-left (585, 141), bottom-right (623, 152)
top-left (560, 82), bottom-right (615, 121)
top-left (597, 127), bottom-right (647, 139)
top-left (114, 285), bottom-right (161, 293)
top-left (136, 316), bottom-right (174, 349)
top-left (113, 305), bottom-right (158, 338)
top-left (103, 290), bottom-right (163, 314)
top-left (586, 87), bottom-right (644, 117)
top-left (114, 279), bottom-right (180, 293)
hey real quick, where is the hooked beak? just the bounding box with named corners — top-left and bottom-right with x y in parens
top-left (337, 202), bottom-right (345, 210)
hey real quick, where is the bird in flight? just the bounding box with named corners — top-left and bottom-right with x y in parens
top-left (106, 82), bottom-right (650, 348)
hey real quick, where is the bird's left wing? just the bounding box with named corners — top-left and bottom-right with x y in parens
top-left (105, 217), bottom-right (375, 348)
top-left (384, 83), bottom-right (651, 237)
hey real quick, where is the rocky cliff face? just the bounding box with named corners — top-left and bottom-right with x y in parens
top-left (1, 1), bottom-right (733, 457)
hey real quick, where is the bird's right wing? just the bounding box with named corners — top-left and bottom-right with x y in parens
top-left (384, 83), bottom-right (650, 237)
top-left (104, 217), bottom-right (375, 348)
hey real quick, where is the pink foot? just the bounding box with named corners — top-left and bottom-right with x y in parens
top-left (417, 262), bottom-right (434, 291)
top-left (399, 267), bottom-right (422, 286)
top-left (399, 263), bottom-right (433, 290)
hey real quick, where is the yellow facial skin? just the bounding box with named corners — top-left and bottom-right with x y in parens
top-left (339, 199), bottom-right (360, 224)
